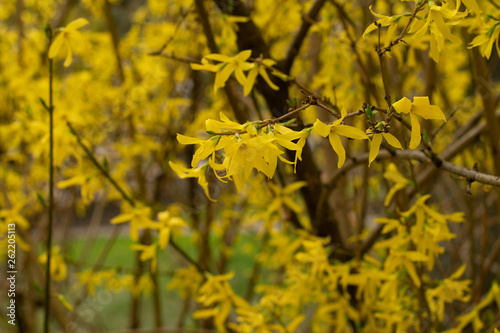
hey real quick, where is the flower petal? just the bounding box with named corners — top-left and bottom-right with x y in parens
top-left (369, 133), bottom-right (383, 166)
top-left (313, 119), bottom-right (331, 137)
top-left (392, 97), bottom-right (412, 114)
top-left (329, 132), bottom-right (346, 168)
top-left (48, 33), bottom-right (65, 59)
top-left (336, 125), bottom-right (369, 139)
top-left (65, 18), bottom-right (89, 31)
top-left (382, 132), bottom-right (403, 149)
top-left (409, 111), bottom-right (421, 149)
top-left (63, 38), bottom-right (73, 67)
top-left (177, 134), bottom-right (206, 145)
top-left (412, 97), bottom-right (446, 121)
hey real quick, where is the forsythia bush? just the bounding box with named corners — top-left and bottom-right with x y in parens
top-left (1, 0), bottom-right (500, 332)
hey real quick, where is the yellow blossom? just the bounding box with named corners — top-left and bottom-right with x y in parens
top-left (169, 161), bottom-right (214, 201)
top-left (469, 22), bottom-right (500, 59)
top-left (392, 96), bottom-right (446, 149)
top-left (410, 4), bottom-right (463, 62)
top-left (38, 246), bottom-right (67, 281)
top-left (131, 243), bottom-right (158, 272)
top-left (383, 163), bottom-right (411, 206)
top-left (153, 210), bottom-right (187, 249)
top-left (191, 50), bottom-right (252, 93)
top-left (363, 5), bottom-right (401, 46)
top-left (313, 106), bottom-right (369, 168)
top-left (368, 132), bottom-right (403, 166)
top-left (110, 206), bottom-right (155, 242)
top-left (48, 18), bottom-right (89, 67)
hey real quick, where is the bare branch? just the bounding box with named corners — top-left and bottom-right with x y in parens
top-left (66, 121), bottom-right (207, 276)
top-left (282, 0), bottom-right (327, 74)
top-left (327, 149), bottom-right (500, 192)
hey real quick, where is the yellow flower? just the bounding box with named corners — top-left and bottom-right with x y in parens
top-left (38, 246), bottom-right (67, 281)
top-left (392, 96), bottom-right (446, 149)
top-left (49, 18), bottom-right (89, 67)
top-left (410, 5), bottom-right (462, 62)
top-left (191, 50), bottom-right (252, 93)
top-left (426, 264), bottom-right (471, 321)
top-left (131, 243), bottom-right (158, 272)
top-left (110, 206), bottom-right (155, 242)
top-left (153, 210), bottom-right (187, 249)
top-left (244, 58), bottom-right (279, 96)
top-left (169, 161), bottom-right (214, 201)
top-left (383, 163), bottom-right (411, 206)
top-left (368, 132), bottom-right (403, 167)
top-left (363, 6), bottom-right (400, 46)
top-left (313, 106), bottom-right (369, 168)
top-left (469, 22), bottom-right (500, 59)
top-left (267, 181), bottom-right (307, 216)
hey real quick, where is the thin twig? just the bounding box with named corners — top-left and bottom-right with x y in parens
top-left (326, 149), bottom-right (500, 194)
top-left (150, 53), bottom-right (200, 64)
top-left (377, 2), bottom-right (427, 56)
top-left (430, 107), bottom-right (459, 141)
top-left (148, 4), bottom-right (194, 56)
top-left (66, 121), bottom-right (207, 275)
top-left (44, 25), bottom-right (54, 333)
top-left (211, 102), bottom-right (312, 136)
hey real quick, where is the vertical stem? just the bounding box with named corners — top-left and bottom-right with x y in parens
top-left (44, 26), bottom-right (54, 333)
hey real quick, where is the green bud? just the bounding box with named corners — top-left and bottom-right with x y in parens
top-left (423, 129), bottom-right (429, 142)
top-left (365, 104), bottom-right (374, 121)
top-left (39, 97), bottom-right (49, 111)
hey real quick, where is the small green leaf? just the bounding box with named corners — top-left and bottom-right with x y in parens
top-left (36, 192), bottom-right (47, 207)
top-left (423, 129), bottom-right (429, 142)
top-left (44, 23), bottom-right (52, 40)
top-left (33, 281), bottom-right (43, 295)
top-left (365, 104), bottom-right (375, 121)
top-left (209, 135), bottom-right (221, 141)
top-left (206, 130), bottom-right (217, 135)
top-left (103, 157), bottom-right (109, 172)
top-left (40, 98), bottom-right (49, 111)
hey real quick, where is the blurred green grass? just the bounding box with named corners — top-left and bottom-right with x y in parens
top-left (65, 231), bottom-right (261, 331)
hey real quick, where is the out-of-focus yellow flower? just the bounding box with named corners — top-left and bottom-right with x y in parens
top-left (154, 210), bottom-right (187, 249)
top-left (49, 18), bottom-right (89, 67)
top-left (131, 243), bottom-right (158, 272)
top-left (383, 163), bottom-right (411, 207)
top-left (469, 22), bottom-right (500, 59)
top-left (38, 246), bottom-right (67, 281)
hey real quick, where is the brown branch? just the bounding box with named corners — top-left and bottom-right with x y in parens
top-left (149, 53), bottom-right (200, 64)
top-left (211, 102), bottom-right (312, 136)
top-left (415, 110), bottom-right (500, 193)
top-left (282, 0), bottom-right (328, 73)
top-left (327, 149), bottom-right (500, 192)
